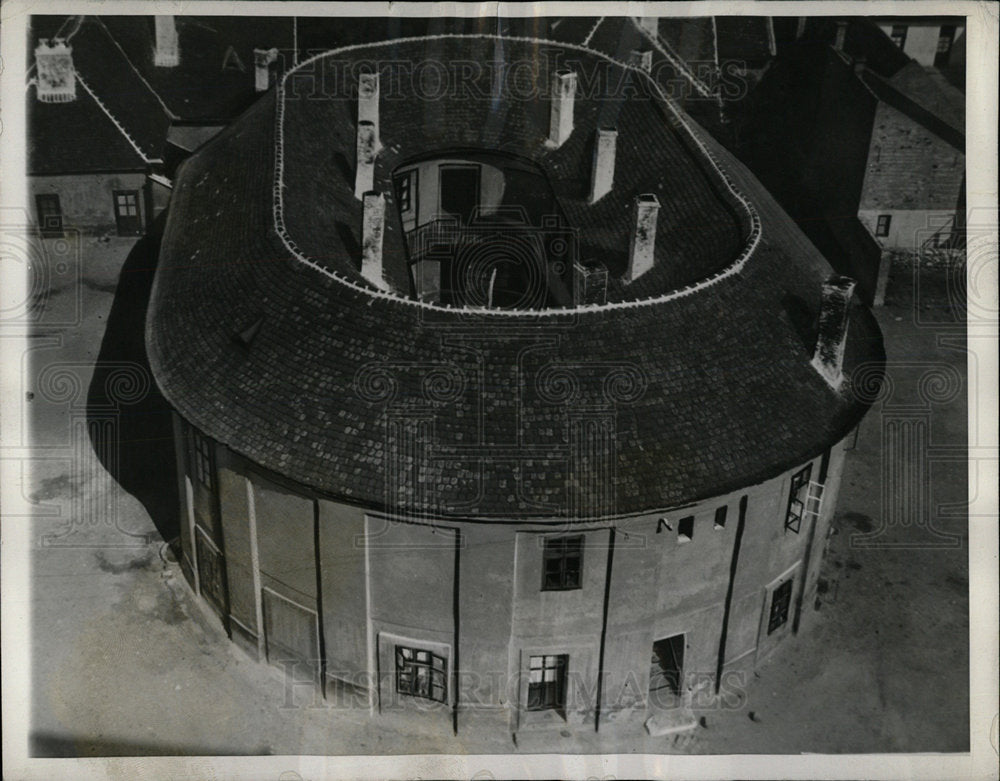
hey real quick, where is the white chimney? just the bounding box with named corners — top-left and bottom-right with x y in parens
top-left (254, 48), bottom-right (279, 92)
top-left (811, 276), bottom-right (856, 388)
top-left (589, 127), bottom-right (618, 204)
top-left (361, 191), bottom-right (388, 291)
top-left (638, 17), bottom-right (659, 38)
top-left (629, 49), bottom-right (653, 73)
top-left (625, 194), bottom-right (660, 284)
top-left (34, 39), bottom-right (76, 103)
top-left (548, 70), bottom-right (577, 148)
top-left (358, 71), bottom-right (380, 138)
top-left (834, 21), bottom-right (848, 51)
top-left (355, 120), bottom-right (377, 200)
top-left (154, 16), bottom-right (179, 68)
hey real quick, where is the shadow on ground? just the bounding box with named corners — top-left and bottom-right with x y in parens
top-left (87, 211), bottom-right (179, 548)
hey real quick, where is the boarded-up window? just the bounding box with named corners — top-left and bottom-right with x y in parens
top-left (263, 588), bottom-right (319, 674)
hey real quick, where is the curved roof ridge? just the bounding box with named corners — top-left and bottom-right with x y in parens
top-left (270, 33), bottom-right (763, 317)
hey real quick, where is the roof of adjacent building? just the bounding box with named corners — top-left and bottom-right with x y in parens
top-left (146, 35), bottom-right (884, 520)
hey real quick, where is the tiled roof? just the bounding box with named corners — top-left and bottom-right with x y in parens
top-left (147, 36), bottom-right (884, 520)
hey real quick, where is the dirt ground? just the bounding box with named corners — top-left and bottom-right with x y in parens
top-left (23, 238), bottom-right (971, 758)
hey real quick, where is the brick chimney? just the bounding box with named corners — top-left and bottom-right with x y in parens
top-left (361, 191), bottom-right (388, 290)
top-left (355, 120), bottom-right (377, 200)
top-left (34, 39), bottom-right (76, 103)
top-left (833, 20), bottom-right (848, 51)
top-left (154, 16), bottom-right (180, 67)
top-left (811, 276), bottom-right (856, 388)
top-left (624, 194), bottom-right (660, 284)
top-left (358, 71), bottom-right (380, 137)
top-left (629, 49), bottom-right (653, 73)
top-left (589, 127), bottom-right (617, 204)
top-left (573, 260), bottom-right (608, 305)
top-left (548, 70), bottom-right (577, 148)
top-left (254, 48), bottom-right (279, 92)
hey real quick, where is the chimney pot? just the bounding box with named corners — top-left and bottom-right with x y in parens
top-left (254, 48), bottom-right (279, 92)
top-left (811, 275), bottom-right (856, 388)
top-left (154, 16), bottom-right (180, 68)
top-left (548, 70), bottom-right (577, 148)
top-left (361, 191), bottom-right (388, 291)
top-left (355, 121), bottom-right (377, 200)
top-left (573, 260), bottom-right (608, 305)
top-left (625, 194), bottom-right (660, 284)
top-left (629, 49), bottom-right (653, 73)
top-left (34, 39), bottom-right (76, 103)
top-left (589, 127), bottom-right (618, 204)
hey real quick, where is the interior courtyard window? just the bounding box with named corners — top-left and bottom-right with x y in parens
top-left (192, 429), bottom-right (216, 491)
top-left (541, 535), bottom-right (583, 590)
top-left (395, 645), bottom-right (447, 703)
top-left (527, 654), bottom-right (567, 712)
top-left (768, 579), bottom-right (794, 634)
top-left (785, 463), bottom-right (812, 533)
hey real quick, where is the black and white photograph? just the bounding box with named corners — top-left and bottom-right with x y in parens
top-left (1, 2), bottom-right (997, 779)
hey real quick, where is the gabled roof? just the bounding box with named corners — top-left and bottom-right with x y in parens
top-left (147, 35), bottom-right (883, 520)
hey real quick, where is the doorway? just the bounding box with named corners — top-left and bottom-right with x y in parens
top-left (648, 634), bottom-right (685, 709)
top-left (439, 164), bottom-right (479, 224)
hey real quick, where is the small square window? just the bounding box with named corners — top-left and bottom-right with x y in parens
top-left (678, 516), bottom-right (694, 542)
top-left (541, 535), bottom-right (583, 591)
top-left (876, 214), bottom-right (891, 237)
top-left (768, 579), bottom-right (793, 634)
top-left (395, 644), bottom-right (447, 703)
top-left (890, 25), bottom-right (907, 48)
top-left (527, 654), bottom-right (567, 712)
top-left (714, 506), bottom-right (727, 529)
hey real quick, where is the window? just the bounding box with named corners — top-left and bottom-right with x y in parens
top-left (192, 429), bottom-right (215, 491)
top-left (936, 24), bottom-right (956, 52)
top-left (678, 515), bottom-right (694, 542)
top-left (875, 214), bottom-right (891, 237)
top-left (542, 535), bottom-right (583, 590)
top-left (714, 506), bottom-right (727, 529)
top-left (768, 579), bottom-right (793, 634)
top-left (527, 654), bottom-right (567, 712)
top-left (785, 464), bottom-right (812, 533)
top-left (649, 635), bottom-right (685, 700)
top-left (890, 24), bottom-right (907, 49)
top-left (35, 193), bottom-right (63, 237)
top-left (394, 169), bottom-right (416, 214)
top-left (395, 645), bottom-right (447, 703)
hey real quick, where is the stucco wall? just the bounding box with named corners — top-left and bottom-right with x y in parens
top-left (29, 173), bottom-right (148, 234)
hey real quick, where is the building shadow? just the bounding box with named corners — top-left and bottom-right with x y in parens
top-left (87, 210), bottom-right (180, 549)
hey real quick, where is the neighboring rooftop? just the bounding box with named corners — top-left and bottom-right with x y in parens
top-left (147, 35), bottom-right (883, 520)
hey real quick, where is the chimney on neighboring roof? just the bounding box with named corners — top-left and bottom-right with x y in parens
top-left (811, 275), bottom-right (856, 388)
top-left (34, 38), bottom-right (76, 103)
top-left (589, 127), bottom-right (617, 204)
top-left (548, 69), bottom-right (577, 148)
top-left (833, 20), bottom-right (848, 51)
top-left (254, 48), bottom-right (279, 92)
top-left (624, 194), bottom-right (660, 284)
top-left (796, 17), bottom-right (807, 40)
top-left (629, 49), bottom-right (653, 73)
top-left (853, 54), bottom-right (867, 75)
top-left (573, 260), bottom-right (608, 305)
top-left (638, 17), bottom-right (659, 38)
top-left (154, 16), bottom-right (180, 67)
top-left (358, 71), bottom-right (380, 139)
top-left (361, 191), bottom-right (389, 291)
top-left (355, 120), bottom-right (377, 200)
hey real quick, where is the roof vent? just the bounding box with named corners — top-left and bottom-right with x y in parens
top-left (624, 194), bottom-right (660, 284)
top-left (34, 39), bottom-right (76, 103)
top-left (355, 120), bottom-right (377, 200)
top-left (548, 69), bottom-right (577, 148)
top-left (589, 127), bottom-right (618, 204)
top-left (233, 316), bottom-right (264, 348)
top-left (811, 276), bottom-right (856, 388)
top-left (154, 16), bottom-right (179, 68)
top-left (361, 191), bottom-right (389, 291)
